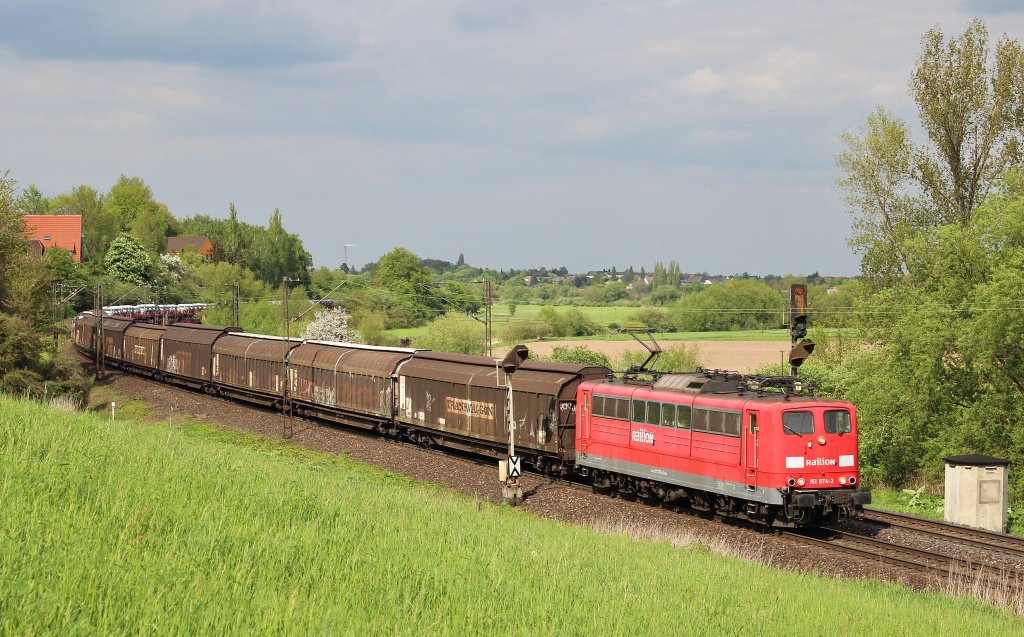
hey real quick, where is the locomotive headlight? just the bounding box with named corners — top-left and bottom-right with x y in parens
top-left (839, 476), bottom-right (847, 485)
top-left (797, 478), bottom-right (805, 487)
top-left (817, 436), bottom-right (826, 446)
top-left (849, 476), bottom-right (857, 485)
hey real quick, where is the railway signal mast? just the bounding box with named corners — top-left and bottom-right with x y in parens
top-left (499, 345), bottom-right (529, 505)
top-left (788, 284), bottom-right (815, 376)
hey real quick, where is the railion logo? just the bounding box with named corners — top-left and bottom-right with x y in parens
top-left (632, 429), bottom-right (655, 445)
top-left (806, 457), bottom-right (837, 467)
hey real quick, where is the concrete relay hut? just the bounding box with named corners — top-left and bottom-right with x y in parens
top-left (943, 454), bottom-right (1009, 533)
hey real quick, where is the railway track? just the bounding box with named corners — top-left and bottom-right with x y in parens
top-left (783, 526), bottom-right (1024, 591)
top-left (84, 356), bottom-right (1024, 598)
top-left (860, 508), bottom-right (1024, 559)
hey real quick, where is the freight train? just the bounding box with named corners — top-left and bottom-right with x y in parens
top-left (72, 312), bottom-right (870, 527)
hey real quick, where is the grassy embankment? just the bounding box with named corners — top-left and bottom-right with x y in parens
top-left (2, 394), bottom-right (1021, 634)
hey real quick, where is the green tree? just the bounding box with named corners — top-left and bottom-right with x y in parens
top-left (671, 280), bottom-right (782, 332)
top-left (225, 203), bottom-right (244, 265)
top-left (538, 306), bottom-right (602, 337)
top-left (103, 176), bottom-right (179, 256)
top-left (838, 19), bottom-right (1024, 286)
top-left (15, 185), bottom-right (48, 215)
top-left (651, 261), bottom-right (667, 287)
top-left (602, 281), bottom-right (629, 303)
top-left (372, 247), bottom-right (442, 323)
top-left (0, 173), bottom-right (26, 306)
top-left (667, 260), bottom-right (681, 288)
top-left (104, 233), bottom-right (152, 285)
top-left (50, 185), bottom-right (109, 263)
top-left (249, 208), bottom-right (312, 286)
top-left (0, 171), bottom-right (85, 402)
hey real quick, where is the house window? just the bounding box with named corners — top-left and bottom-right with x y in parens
top-left (44, 235), bottom-right (51, 241)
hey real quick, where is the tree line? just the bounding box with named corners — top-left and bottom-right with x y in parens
top-left (812, 18), bottom-right (1024, 510)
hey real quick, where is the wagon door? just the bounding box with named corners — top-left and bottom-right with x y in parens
top-left (744, 409), bottom-right (759, 489)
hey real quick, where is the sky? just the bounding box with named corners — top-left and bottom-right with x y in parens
top-left (3, 1), bottom-right (1024, 275)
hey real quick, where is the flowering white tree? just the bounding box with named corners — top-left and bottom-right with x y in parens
top-left (301, 307), bottom-right (356, 342)
top-left (159, 253), bottom-right (184, 282)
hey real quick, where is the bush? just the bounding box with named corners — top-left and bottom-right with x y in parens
top-left (541, 345), bottom-right (612, 369)
top-left (671, 280), bottom-right (783, 332)
top-left (501, 320), bottom-right (552, 342)
top-left (414, 315), bottom-right (485, 355)
top-left (354, 312), bottom-right (393, 346)
top-left (617, 343), bottom-right (702, 373)
top-left (538, 307), bottom-right (603, 338)
top-left (625, 307), bottom-right (673, 331)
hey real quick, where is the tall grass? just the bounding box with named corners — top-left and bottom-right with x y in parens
top-left (1, 395), bottom-right (1020, 634)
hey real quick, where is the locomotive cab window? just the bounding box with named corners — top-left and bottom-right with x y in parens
top-left (677, 404), bottom-right (691, 429)
top-left (662, 403), bottom-right (676, 427)
top-left (824, 410), bottom-right (852, 434)
top-left (594, 395), bottom-right (629, 420)
top-left (783, 411), bottom-right (814, 436)
top-left (614, 397), bottom-right (629, 419)
top-left (645, 401), bottom-right (661, 426)
top-left (632, 400), bottom-right (646, 423)
top-left (691, 408), bottom-right (740, 437)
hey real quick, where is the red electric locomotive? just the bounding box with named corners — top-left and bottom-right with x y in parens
top-left (575, 371), bottom-right (871, 526)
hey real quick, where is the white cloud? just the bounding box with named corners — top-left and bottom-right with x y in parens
top-left (4, 1), bottom-right (1024, 275)
top-left (670, 67), bottom-right (726, 96)
top-left (567, 115), bottom-right (611, 139)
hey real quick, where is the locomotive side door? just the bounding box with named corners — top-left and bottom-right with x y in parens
top-left (743, 410), bottom-right (758, 488)
top-left (578, 389), bottom-right (591, 452)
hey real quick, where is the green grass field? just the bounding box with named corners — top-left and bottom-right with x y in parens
top-left (388, 303), bottom-right (791, 344)
top-left (1, 394), bottom-right (1021, 634)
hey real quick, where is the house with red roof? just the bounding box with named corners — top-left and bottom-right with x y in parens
top-left (22, 215), bottom-right (84, 262)
top-left (165, 236), bottom-right (214, 259)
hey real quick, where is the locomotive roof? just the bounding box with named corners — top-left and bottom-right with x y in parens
top-left (591, 372), bottom-right (851, 405)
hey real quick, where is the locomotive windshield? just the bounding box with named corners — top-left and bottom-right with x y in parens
top-left (782, 411), bottom-right (814, 436)
top-left (824, 410), bottom-right (852, 434)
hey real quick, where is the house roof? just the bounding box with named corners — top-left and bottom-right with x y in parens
top-left (22, 214), bottom-right (83, 262)
top-left (166, 236), bottom-right (212, 254)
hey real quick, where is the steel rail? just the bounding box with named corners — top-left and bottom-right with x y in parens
top-left (861, 508), bottom-right (1024, 558)
top-left (782, 530), bottom-right (957, 578)
top-left (806, 528), bottom-right (1024, 589)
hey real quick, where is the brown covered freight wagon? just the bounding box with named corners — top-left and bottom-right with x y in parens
top-left (72, 313), bottom-right (97, 352)
top-left (98, 318), bottom-right (135, 362)
top-left (122, 324), bottom-right (167, 372)
top-left (212, 333), bottom-right (301, 405)
top-left (160, 323), bottom-right (239, 388)
top-left (395, 350), bottom-right (608, 462)
top-left (288, 341), bottom-right (417, 428)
